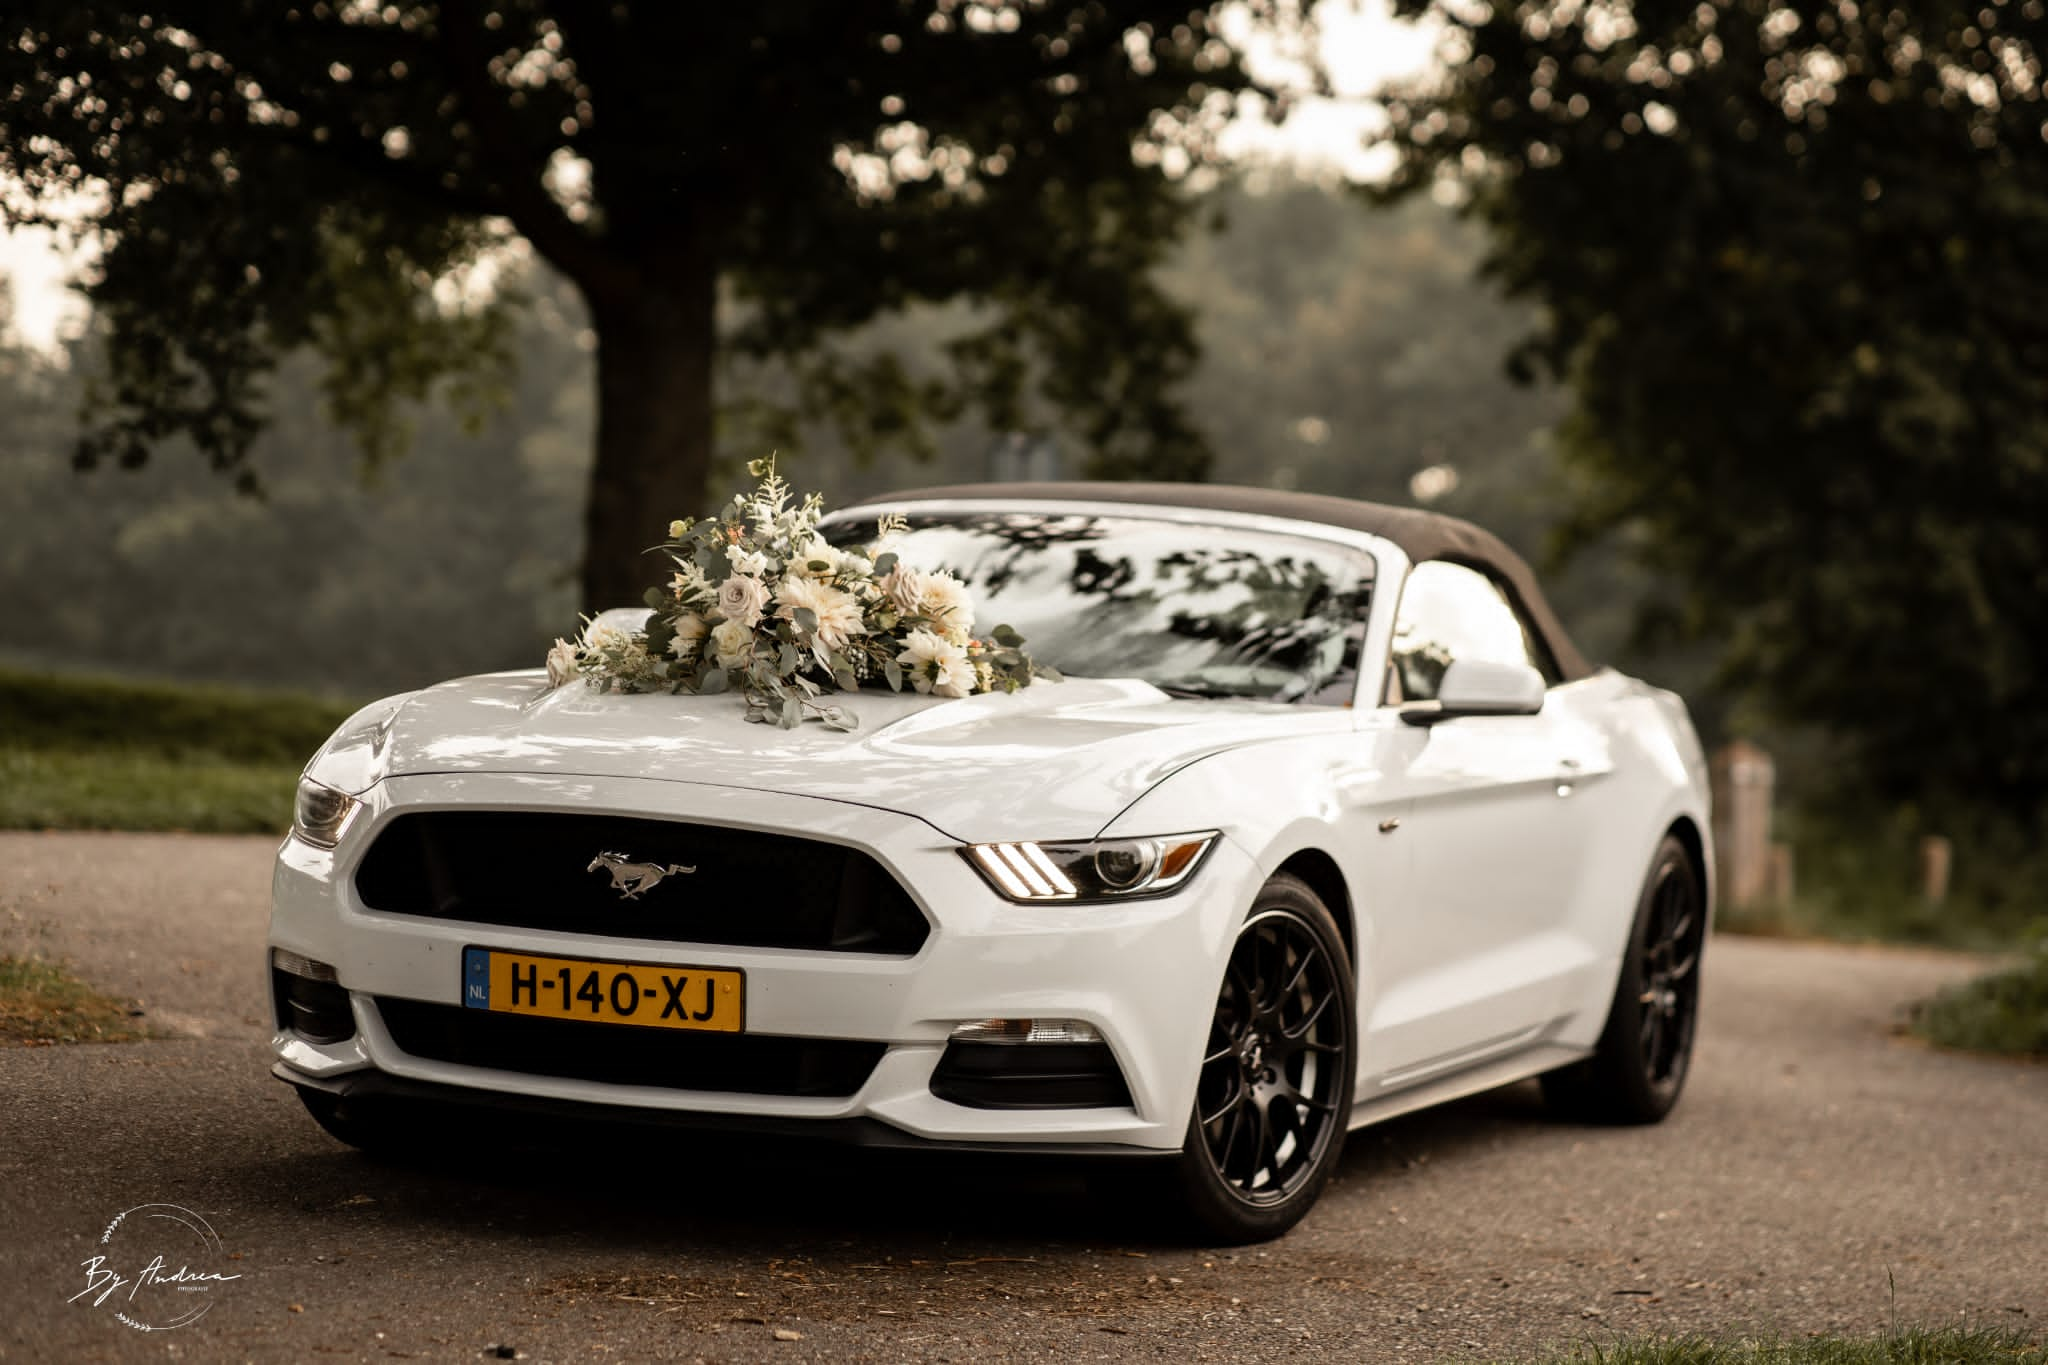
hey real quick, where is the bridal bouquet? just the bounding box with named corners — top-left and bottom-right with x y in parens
top-left (544, 460), bottom-right (1052, 729)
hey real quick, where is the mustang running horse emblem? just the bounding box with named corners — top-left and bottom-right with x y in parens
top-left (585, 851), bottom-right (697, 900)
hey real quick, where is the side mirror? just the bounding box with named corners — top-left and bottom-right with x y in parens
top-left (1401, 658), bottom-right (1546, 726)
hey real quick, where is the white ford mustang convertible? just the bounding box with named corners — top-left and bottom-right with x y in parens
top-left (270, 483), bottom-right (1712, 1241)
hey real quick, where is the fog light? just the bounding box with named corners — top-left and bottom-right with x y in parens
top-left (932, 1023), bottom-right (1131, 1109)
top-left (271, 950), bottom-right (352, 1043)
top-left (950, 1018), bottom-right (1102, 1045)
top-left (272, 948), bottom-right (339, 983)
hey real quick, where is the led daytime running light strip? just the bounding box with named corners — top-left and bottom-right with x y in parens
top-left (971, 843), bottom-right (1079, 899)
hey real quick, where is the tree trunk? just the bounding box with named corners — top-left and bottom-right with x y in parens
top-left (579, 257), bottom-right (717, 614)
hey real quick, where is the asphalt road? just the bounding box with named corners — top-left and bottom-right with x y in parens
top-left (3, 830), bottom-right (2043, 1364)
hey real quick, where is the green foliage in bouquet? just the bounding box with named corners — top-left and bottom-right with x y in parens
top-left (547, 460), bottom-right (1053, 729)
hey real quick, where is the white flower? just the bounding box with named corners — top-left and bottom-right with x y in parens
top-left (776, 576), bottom-right (867, 654)
top-left (917, 570), bottom-right (975, 642)
top-left (786, 537), bottom-right (842, 579)
top-left (545, 638), bottom-right (580, 688)
top-left (710, 619), bottom-right (755, 670)
top-left (897, 628), bottom-right (975, 698)
top-left (583, 621), bottom-right (633, 656)
top-left (879, 565), bottom-right (927, 617)
top-left (668, 519), bottom-right (689, 539)
top-left (670, 561), bottom-right (713, 604)
top-left (726, 545), bottom-right (770, 577)
top-left (715, 574), bottom-right (770, 628)
top-left (669, 613), bottom-right (709, 659)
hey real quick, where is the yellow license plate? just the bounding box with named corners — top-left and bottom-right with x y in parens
top-left (461, 948), bottom-right (743, 1033)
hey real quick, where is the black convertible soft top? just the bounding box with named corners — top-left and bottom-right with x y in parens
top-left (854, 480), bottom-right (1595, 682)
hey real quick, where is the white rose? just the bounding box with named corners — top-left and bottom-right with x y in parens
top-left (710, 619), bottom-right (755, 670)
top-left (544, 638), bottom-right (580, 688)
top-left (715, 573), bottom-right (770, 628)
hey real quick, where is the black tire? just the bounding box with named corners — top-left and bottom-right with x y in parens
top-left (1542, 834), bottom-right (1706, 1124)
top-left (1169, 874), bottom-right (1356, 1243)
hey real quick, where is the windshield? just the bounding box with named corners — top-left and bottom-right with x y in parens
top-left (826, 510), bottom-right (1375, 705)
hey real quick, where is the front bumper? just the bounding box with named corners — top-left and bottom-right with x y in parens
top-left (269, 772), bottom-right (1258, 1152)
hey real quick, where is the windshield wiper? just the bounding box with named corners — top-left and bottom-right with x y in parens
top-left (1151, 680), bottom-right (1261, 700)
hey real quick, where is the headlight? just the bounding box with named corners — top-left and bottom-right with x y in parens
top-left (293, 777), bottom-right (361, 848)
top-left (964, 832), bottom-right (1218, 902)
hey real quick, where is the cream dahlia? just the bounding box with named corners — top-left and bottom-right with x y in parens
top-left (896, 628), bottom-right (976, 698)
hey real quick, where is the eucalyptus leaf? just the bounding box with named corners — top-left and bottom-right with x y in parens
top-left (698, 665), bottom-right (729, 694)
top-left (780, 697), bottom-right (802, 728)
top-left (643, 587), bottom-right (668, 610)
top-left (884, 659), bottom-right (903, 691)
top-left (872, 552), bottom-right (898, 577)
top-left (794, 607), bottom-right (819, 632)
top-left (834, 669), bottom-right (859, 692)
top-left (992, 624), bottom-right (1023, 646)
top-left (820, 706), bottom-right (859, 732)
top-left (778, 644), bottom-right (800, 674)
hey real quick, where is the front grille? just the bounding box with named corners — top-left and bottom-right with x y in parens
top-left (353, 811), bottom-right (929, 954)
top-left (374, 997), bottom-right (885, 1098)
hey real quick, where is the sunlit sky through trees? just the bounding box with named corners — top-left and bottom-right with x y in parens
top-left (0, 0), bottom-right (1438, 351)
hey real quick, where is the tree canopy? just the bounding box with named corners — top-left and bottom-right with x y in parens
top-left (1381, 0), bottom-right (2048, 808)
top-left (2, 1), bottom-right (1304, 607)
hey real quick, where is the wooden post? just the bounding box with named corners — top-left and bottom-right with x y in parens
top-left (1709, 740), bottom-right (1776, 910)
top-left (1919, 836), bottom-right (1953, 907)
top-left (1766, 842), bottom-right (1796, 906)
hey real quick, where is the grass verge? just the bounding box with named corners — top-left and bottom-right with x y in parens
top-left (1533, 1327), bottom-right (2046, 1363)
top-left (0, 955), bottom-right (154, 1046)
top-left (0, 667), bottom-right (359, 833)
top-left (1908, 943), bottom-right (2048, 1059)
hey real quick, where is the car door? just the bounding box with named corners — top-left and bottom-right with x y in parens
top-left (1358, 560), bottom-right (1612, 1087)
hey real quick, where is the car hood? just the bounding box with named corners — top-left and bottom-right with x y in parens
top-left (317, 672), bottom-right (1353, 843)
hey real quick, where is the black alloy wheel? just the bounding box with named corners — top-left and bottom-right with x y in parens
top-left (1172, 874), bottom-right (1355, 1243)
top-left (1542, 834), bottom-right (1706, 1124)
top-left (1638, 849), bottom-right (1704, 1088)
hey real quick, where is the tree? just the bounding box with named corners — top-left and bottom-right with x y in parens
top-left (1379, 0), bottom-right (2048, 807)
top-left (2, 1), bottom-right (1303, 609)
